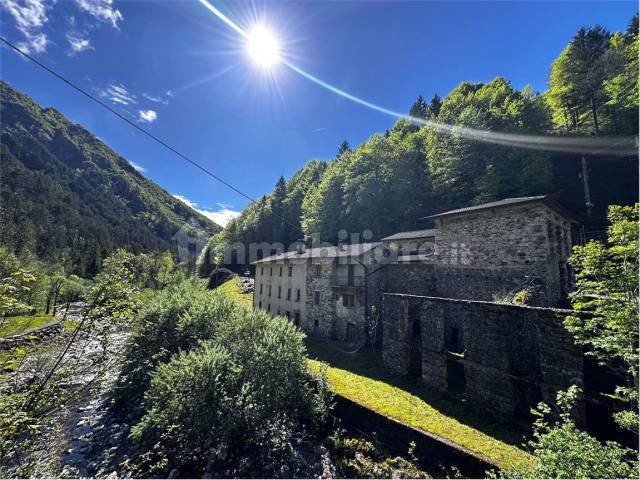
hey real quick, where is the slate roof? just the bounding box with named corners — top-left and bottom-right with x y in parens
top-left (381, 229), bottom-right (438, 241)
top-left (427, 196), bottom-right (574, 221)
top-left (253, 242), bottom-right (381, 264)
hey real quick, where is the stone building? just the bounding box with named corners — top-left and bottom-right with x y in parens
top-left (252, 195), bottom-right (582, 420)
top-left (254, 195), bottom-right (573, 340)
top-left (253, 242), bottom-right (382, 341)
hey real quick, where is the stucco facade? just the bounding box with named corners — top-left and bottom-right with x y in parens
top-left (253, 259), bottom-right (308, 325)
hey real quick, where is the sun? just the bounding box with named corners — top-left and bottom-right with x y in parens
top-left (246, 26), bottom-right (280, 68)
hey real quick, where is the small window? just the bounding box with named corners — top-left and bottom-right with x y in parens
top-left (278, 286), bottom-right (282, 299)
top-left (277, 307), bottom-right (280, 315)
top-left (260, 284), bottom-right (263, 295)
top-left (287, 288), bottom-right (291, 300)
top-left (268, 285), bottom-right (272, 297)
top-left (294, 311), bottom-right (300, 325)
top-left (288, 266), bottom-right (293, 277)
top-left (296, 289), bottom-right (301, 302)
top-left (314, 319), bottom-right (319, 328)
top-left (258, 300), bottom-right (262, 308)
top-left (270, 267), bottom-right (273, 276)
top-left (342, 294), bottom-right (355, 307)
top-left (445, 326), bottom-right (463, 354)
top-left (261, 267), bottom-right (264, 275)
top-left (315, 264), bottom-right (322, 276)
top-left (267, 303), bottom-right (271, 312)
top-left (285, 311), bottom-right (290, 319)
top-left (314, 290), bottom-right (320, 304)
top-left (279, 266), bottom-right (283, 277)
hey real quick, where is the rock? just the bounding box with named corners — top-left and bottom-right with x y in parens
top-left (168, 468), bottom-right (179, 478)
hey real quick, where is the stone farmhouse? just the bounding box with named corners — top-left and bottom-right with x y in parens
top-left (253, 196), bottom-right (584, 420)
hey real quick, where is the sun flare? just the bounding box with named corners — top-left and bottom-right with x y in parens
top-left (246, 26), bottom-right (280, 68)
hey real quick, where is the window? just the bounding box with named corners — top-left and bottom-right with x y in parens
top-left (261, 267), bottom-right (264, 275)
top-left (296, 289), bottom-right (301, 302)
top-left (277, 286), bottom-right (281, 299)
top-left (267, 304), bottom-right (271, 312)
top-left (270, 267), bottom-right (273, 276)
top-left (445, 326), bottom-right (463, 354)
top-left (279, 266), bottom-right (283, 277)
top-left (314, 290), bottom-right (320, 304)
top-left (288, 266), bottom-right (293, 277)
top-left (314, 319), bottom-right (319, 328)
top-left (294, 311), bottom-right (300, 325)
top-left (285, 311), bottom-right (290, 319)
top-left (268, 285), bottom-right (272, 297)
top-left (287, 288), bottom-right (291, 300)
top-left (258, 300), bottom-right (262, 308)
top-left (315, 264), bottom-right (322, 276)
top-left (260, 284), bottom-right (263, 295)
top-left (277, 307), bottom-right (280, 315)
top-left (342, 294), bottom-right (355, 307)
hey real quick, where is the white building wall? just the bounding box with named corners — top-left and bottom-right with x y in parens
top-left (253, 260), bottom-right (307, 325)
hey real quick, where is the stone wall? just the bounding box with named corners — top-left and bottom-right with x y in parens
top-left (305, 257), bottom-right (337, 338)
top-left (382, 293), bottom-right (585, 420)
top-left (380, 263), bottom-right (533, 302)
top-left (433, 202), bottom-right (573, 306)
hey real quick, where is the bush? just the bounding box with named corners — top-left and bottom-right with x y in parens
top-left (129, 308), bottom-right (331, 477)
top-left (500, 387), bottom-right (639, 479)
top-left (115, 280), bottom-right (241, 405)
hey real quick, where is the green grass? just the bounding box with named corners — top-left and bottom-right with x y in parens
top-left (307, 339), bottom-right (534, 471)
top-left (216, 278), bottom-right (254, 309)
top-left (0, 313), bottom-right (54, 337)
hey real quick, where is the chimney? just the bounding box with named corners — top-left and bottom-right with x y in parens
top-left (337, 240), bottom-right (345, 251)
top-left (296, 239), bottom-right (305, 254)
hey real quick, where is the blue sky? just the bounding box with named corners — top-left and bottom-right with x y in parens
top-left (1, 0), bottom-right (637, 226)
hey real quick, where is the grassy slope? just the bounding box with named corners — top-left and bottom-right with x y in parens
top-left (0, 314), bottom-right (53, 337)
top-left (216, 278), bottom-right (254, 309)
top-left (217, 279), bottom-right (532, 470)
top-left (308, 355), bottom-right (532, 470)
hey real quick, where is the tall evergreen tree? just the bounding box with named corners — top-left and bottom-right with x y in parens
top-left (409, 95), bottom-right (429, 119)
top-left (428, 94), bottom-right (442, 118)
top-left (337, 140), bottom-right (352, 158)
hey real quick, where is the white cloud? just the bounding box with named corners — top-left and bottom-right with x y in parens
top-left (74, 0), bottom-right (122, 29)
top-left (142, 93), bottom-right (169, 105)
top-left (0, 0), bottom-right (49, 53)
top-left (66, 33), bottom-right (93, 54)
top-left (138, 109), bottom-right (157, 123)
top-left (128, 160), bottom-right (146, 173)
top-left (173, 195), bottom-right (241, 227)
top-left (98, 83), bottom-right (136, 105)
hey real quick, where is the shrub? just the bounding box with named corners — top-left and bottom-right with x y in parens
top-left (115, 280), bottom-right (241, 405)
top-left (129, 309), bottom-right (331, 477)
top-left (500, 387), bottom-right (639, 479)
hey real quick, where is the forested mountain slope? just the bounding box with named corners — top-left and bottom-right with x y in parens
top-left (200, 16), bottom-right (638, 274)
top-left (0, 81), bottom-right (220, 276)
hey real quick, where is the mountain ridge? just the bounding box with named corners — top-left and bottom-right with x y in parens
top-left (0, 81), bottom-right (221, 276)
